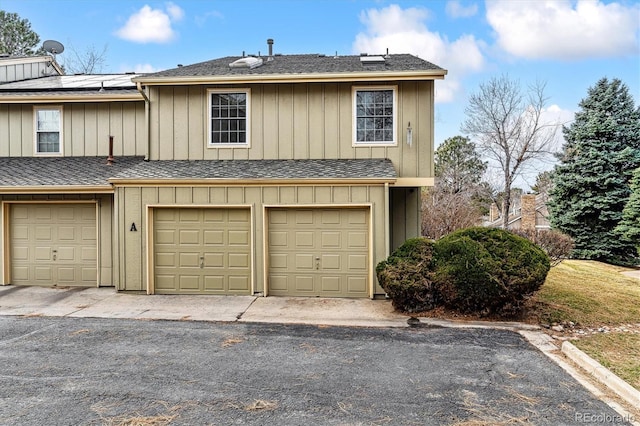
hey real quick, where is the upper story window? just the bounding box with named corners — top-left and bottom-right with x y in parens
top-left (353, 86), bottom-right (397, 146)
top-left (207, 89), bottom-right (250, 147)
top-left (34, 106), bottom-right (63, 155)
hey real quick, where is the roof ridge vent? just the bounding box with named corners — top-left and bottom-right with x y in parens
top-left (229, 56), bottom-right (264, 69)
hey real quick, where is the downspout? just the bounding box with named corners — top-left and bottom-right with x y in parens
top-left (136, 82), bottom-right (151, 161)
top-left (384, 182), bottom-right (390, 258)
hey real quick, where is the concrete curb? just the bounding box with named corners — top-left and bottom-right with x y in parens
top-left (561, 341), bottom-right (640, 409)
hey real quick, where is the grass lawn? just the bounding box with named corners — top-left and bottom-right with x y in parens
top-left (528, 260), bottom-right (640, 390)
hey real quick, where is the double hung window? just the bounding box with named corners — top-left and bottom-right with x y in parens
top-left (353, 86), bottom-right (397, 145)
top-left (35, 106), bottom-right (62, 155)
top-left (208, 89), bottom-right (250, 146)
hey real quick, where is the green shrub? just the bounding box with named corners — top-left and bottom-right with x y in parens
top-left (433, 227), bottom-right (550, 316)
top-left (376, 238), bottom-right (439, 313)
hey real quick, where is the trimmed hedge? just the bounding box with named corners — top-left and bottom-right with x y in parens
top-left (434, 227), bottom-right (550, 316)
top-left (376, 228), bottom-right (551, 317)
top-left (375, 238), bottom-right (439, 313)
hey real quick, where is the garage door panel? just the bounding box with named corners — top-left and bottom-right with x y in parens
top-left (321, 232), bottom-right (340, 248)
top-left (205, 252), bottom-right (224, 267)
top-left (154, 208), bottom-right (251, 295)
top-left (57, 247), bottom-right (76, 262)
top-left (179, 252), bottom-right (200, 267)
top-left (204, 230), bottom-right (224, 245)
top-left (269, 231), bottom-right (287, 247)
top-left (35, 207), bottom-right (52, 220)
top-left (155, 275), bottom-right (177, 290)
top-left (228, 276), bottom-right (250, 291)
top-left (204, 275), bottom-right (224, 291)
top-left (229, 230), bottom-right (249, 245)
top-left (35, 247), bottom-right (51, 261)
top-left (295, 254), bottom-right (314, 270)
top-left (229, 253), bottom-right (249, 268)
top-left (179, 230), bottom-right (200, 245)
top-left (268, 208), bottom-right (369, 298)
top-left (269, 254), bottom-right (287, 269)
top-left (13, 267), bottom-right (29, 281)
top-left (295, 276), bottom-right (314, 291)
top-left (81, 226), bottom-right (96, 242)
top-left (82, 247), bottom-right (97, 262)
top-left (57, 267), bottom-right (76, 282)
top-left (321, 276), bottom-right (341, 292)
top-left (34, 267), bottom-right (52, 281)
top-left (179, 275), bottom-right (200, 290)
top-left (348, 276), bottom-right (367, 293)
top-left (322, 254), bottom-right (340, 270)
top-left (35, 226), bottom-right (52, 241)
top-left (347, 231), bottom-right (367, 248)
top-left (156, 229), bottom-right (176, 245)
top-left (348, 254), bottom-right (367, 270)
top-left (156, 253), bottom-right (176, 267)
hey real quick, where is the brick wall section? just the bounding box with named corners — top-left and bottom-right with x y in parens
top-left (521, 194), bottom-right (537, 230)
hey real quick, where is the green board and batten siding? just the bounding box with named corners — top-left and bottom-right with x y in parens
top-left (0, 102), bottom-right (146, 157)
top-left (147, 81), bottom-right (434, 179)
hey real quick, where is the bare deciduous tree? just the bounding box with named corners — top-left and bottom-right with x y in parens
top-left (421, 188), bottom-right (485, 239)
top-left (63, 44), bottom-right (108, 74)
top-left (462, 75), bottom-right (557, 229)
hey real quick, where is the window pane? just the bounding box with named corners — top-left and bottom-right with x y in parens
top-left (37, 132), bottom-right (59, 152)
top-left (37, 110), bottom-right (60, 132)
top-left (355, 89), bottom-right (394, 143)
top-left (210, 92), bottom-right (248, 144)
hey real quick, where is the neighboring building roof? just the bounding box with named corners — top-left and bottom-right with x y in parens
top-left (110, 159), bottom-right (397, 182)
top-left (134, 54), bottom-right (446, 85)
top-left (0, 74), bottom-right (143, 103)
top-left (0, 156), bottom-right (145, 192)
top-left (0, 74), bottom-right (139, 89)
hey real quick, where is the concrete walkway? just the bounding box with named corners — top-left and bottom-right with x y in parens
top-left (0, 285), bottom-right (409, 328)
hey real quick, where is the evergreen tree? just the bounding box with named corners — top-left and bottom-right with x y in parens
top-left (614, 167), bottom-right (640, 259)
top-left (434, 136), bottom-right (487, 194)
top-left (548, 78), bottom-right (640, 264)
top-left (0, 10), bottom-right (43, 56)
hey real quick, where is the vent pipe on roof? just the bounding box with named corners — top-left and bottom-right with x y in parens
top-left (267, 38), bottom-right (274, 61)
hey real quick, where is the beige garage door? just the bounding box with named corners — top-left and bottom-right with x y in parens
top-left (10, 203), bottom-right (97, 287)
top-left (153, 208), bottom-right (252, 294)
top-left (268, 208), bottom-right (369, 298)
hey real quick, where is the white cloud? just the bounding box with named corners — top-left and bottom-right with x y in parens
top-left (445, 1), bottom-right (478, 18)
top-left (118, 63), bottom-right (159, 73)
top-left (353, 4), bottom-right (485, 103)
top-left (486, 0), bottom-right (640, 60)
top-left (166, 2), bottom-right (185, 21)
top-left (195, 10), bottom-right (224, 27)
top-left (116, 4), bottom-right (184, 43)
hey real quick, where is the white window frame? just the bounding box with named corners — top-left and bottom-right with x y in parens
top-left (352, 85), bottom-right (398, 146)
top-left (33, 106), bottom-right (63, 156)
top-left (207, 88), bottom-right (251, 148)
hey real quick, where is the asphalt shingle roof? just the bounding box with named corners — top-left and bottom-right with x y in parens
top-left (140, 54), bottom-right (444, 79)
top-left (0, 157), bottom-right (145, 188)
top-left (0, 157), bottom-right (396, 188)
top-left (112, 159), bottom-right (397, 181)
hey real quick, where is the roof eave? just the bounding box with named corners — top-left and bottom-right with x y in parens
top-left (132, 70), bottom-right (447, 86)
top-left (0, 185), bottom-right (114, 194)
top-left (0, 93), bottom-right (144, 103)
top-left (109, 177), bottom-right (397, 186)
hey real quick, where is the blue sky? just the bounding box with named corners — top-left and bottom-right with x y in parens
top-left (2, 0), bottom-right (639, 188)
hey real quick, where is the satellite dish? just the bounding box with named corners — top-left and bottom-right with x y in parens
top-left (43, 40), bottom-right (65, 55)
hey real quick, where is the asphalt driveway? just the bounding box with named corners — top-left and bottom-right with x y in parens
top-left (0, 317), bottom-right (632, 425)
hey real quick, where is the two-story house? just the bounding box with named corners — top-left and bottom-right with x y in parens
top-left (0, 42), bottom-right (446, 298)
